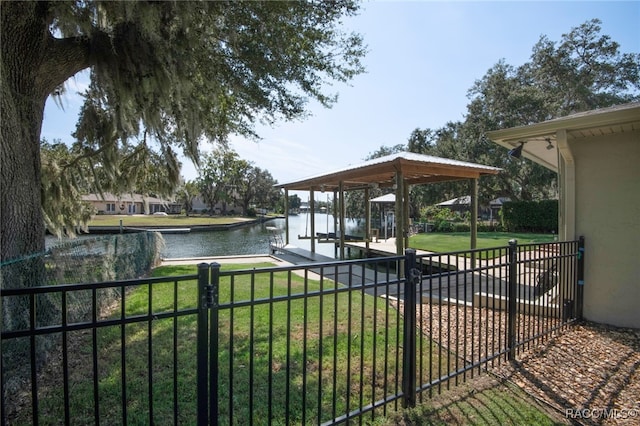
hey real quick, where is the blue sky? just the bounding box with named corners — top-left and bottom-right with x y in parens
top-left (41, 1), bottom-right (640, 187)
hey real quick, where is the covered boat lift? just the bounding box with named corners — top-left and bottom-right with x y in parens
top-left (276, 152), bottom-right (501, 261)
top-left (370, 193), bottom-right (397, 241)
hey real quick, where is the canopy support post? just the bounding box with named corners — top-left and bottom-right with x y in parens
top-left (310, 189), bottom-right (316, 253)
top-left (284, 189), bottom-right (290, 246)
top-left (470, 178), bottom-right (478, 269)
top-left (395, 170), bottom-right (405, 256)
top-left (365, 187), bottom-right (371, 254)
top-left (403, 182), bottom-right (410, 251)
top-left (339, 181), bottom-right (346, 260)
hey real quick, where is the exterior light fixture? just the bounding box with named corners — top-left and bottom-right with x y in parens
top-left (508, 141), bottom-right (525, 159)
top-left (545, 138), bottom-right (555, 150)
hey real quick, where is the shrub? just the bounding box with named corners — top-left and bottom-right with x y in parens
top-left (421, 206), bottom-right (454, 223)
top-left (452, 223), bottom-right (470, 233)
top-left (435, 220), bottom-right (454, 232)
top-left (501, 200), bottom-right (558, 233)
top-left (1, 232), bottom-right (165, 403)
top-left (477, 223), bottom-right (504, 232)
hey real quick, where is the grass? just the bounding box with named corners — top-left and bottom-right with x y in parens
top-left (17, 263), bottom-right (447, 425)
top-left (409, 232), bottom-right (556, 254)
top-left (382, 374), bottom-right (569, 425)
top-left (88, 214), bottom-right (255, 227)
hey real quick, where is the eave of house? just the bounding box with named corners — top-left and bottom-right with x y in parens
top-left (487, 102), bottom-right (640, 172)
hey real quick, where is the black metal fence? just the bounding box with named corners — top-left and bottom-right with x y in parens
top-left (1, 238), bottom-right (584, 425)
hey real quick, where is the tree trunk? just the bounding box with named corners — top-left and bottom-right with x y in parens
top-left (1, 5), bottom-right (56, 389)
top-left (1, 4), bottom-right (91, 288)
top-left (2, 6), bottom-right (98, 395)
top-left (1, 4), bottom-right (50, 288)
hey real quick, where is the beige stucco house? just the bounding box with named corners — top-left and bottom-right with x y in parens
top-left (487, 102), bottom-right (640, 328)
top-left (82, 193), bottom-right (182, 215)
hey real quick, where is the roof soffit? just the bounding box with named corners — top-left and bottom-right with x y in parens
top-left (487, 103), bottom-right (640, 172)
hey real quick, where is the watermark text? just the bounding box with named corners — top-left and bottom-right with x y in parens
top-left (565, 405), bottom-right (640, 420)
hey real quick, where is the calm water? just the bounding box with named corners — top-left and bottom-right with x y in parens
top-left (162, 214), bottom-right (362, 259)
top-left (46, 214), bottom-right (363, 259)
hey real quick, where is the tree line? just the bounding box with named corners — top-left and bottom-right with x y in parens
top-left (40, 140), bottom-right (283, 220)
top-left (182, 147), bottom-right (281, 216)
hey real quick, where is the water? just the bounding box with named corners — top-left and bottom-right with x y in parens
top-left (162, 213), bottom-right (362, 259)
top-left (46, 214), bottom-right (364, 259)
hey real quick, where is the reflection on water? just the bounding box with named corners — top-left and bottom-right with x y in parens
top-left (46, 214), bottom-right (364, 259)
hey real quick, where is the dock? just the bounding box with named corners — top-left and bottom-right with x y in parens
top-left (271, 244), bottom-right (405, 296)
top-left (270, 241), bottom-right (556, 310)
top-left (272, 244), bottom-right (336, 264)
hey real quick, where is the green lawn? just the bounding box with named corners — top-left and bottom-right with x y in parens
top-left (21, 263), bottom-right (445, 425)
top-left (382, 375), bottom-right (569, 425)
top-left (409, 232), bottom-right (556, 253)
top-left (88, 214), bottom-right (255, 227)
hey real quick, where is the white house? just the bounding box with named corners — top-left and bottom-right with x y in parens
top-left (82, 193), bottom-right (181, 215)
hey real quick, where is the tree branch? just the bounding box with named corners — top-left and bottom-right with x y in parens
top-left (60, 142), bottom-right (113, 171)
top-left (37, 34), bottom-right (93, 96)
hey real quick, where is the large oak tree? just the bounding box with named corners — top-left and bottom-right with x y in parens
top-left (464, 20), bottom-right (639, 202)
top-left (414, 20), bottom-right (639, 209)
top-left (1, 1), bottom-right (365, 284)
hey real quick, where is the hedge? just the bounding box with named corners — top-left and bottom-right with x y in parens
top-left (501, 199), bottom-right (558, 233)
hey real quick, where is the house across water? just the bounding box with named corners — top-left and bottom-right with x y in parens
top-left (82, 193), bottom-right (182, 215)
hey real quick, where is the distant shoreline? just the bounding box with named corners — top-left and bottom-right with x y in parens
top-left (46, 215), bottom-right (284, 235)
top-left (87, 216), bottom-right (280, 234)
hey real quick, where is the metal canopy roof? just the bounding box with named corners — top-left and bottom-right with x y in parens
top-left (370, 193), bottom-right (395, 203)
top-left (277, 152), bottom-right (501, 191)
top-left (437, 195), bottom-right (472, 206)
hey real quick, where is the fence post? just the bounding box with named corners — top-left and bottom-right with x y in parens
top-left (507, 240), bottom-right (517, 360)
top-left (209, 263), bottom-right (221, 424)
top-left (577, 236), bottom-right (585, 320)
top-left (197, 263), bottom-right (210, 426)
top-left (402, 249), bottom-right (417, 408)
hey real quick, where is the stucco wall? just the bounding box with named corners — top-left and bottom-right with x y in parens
top-left (572, 130), bottom-right (640, 328)
top-left (89, 201), bottom-right (143, 214)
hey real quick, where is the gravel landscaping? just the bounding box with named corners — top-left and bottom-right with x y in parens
top-left (493, 322), bottom-right (640, 425)
top-left (397, 299), bottom-right (640, 425)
